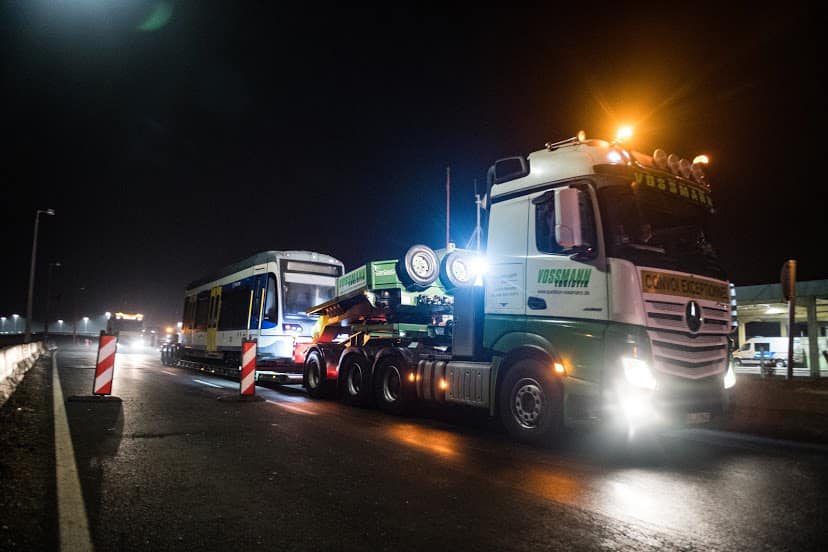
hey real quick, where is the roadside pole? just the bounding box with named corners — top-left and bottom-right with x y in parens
top-left (781, 260), bottom-right (796, 380)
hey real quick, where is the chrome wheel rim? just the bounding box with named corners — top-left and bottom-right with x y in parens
top-left (512, 378), bottom-right (544, 429)
top-left (411, 253), bottom-right (432, 278)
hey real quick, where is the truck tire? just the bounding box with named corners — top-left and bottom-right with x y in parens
top-left (498, 359), bottom-right (562, 444)
top-left (340, 354), bottom-right (372, 406)
top-left (440, 250), bottom-right (475, 290)
top-left (304, 350), bottom-right (332, 399)
top-left (397, 244), bottom-right (439, 289)
top-left (734, 358), bottom-right (742, 366)
top-left (373, 355), bottom-right (410, 415)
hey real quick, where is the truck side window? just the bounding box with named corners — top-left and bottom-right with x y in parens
top-left (535, 196), bottom-right (564, 254)
top-left (534, 185), bottom-right (596, 255)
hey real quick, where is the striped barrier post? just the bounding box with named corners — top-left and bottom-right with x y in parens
top-left (241, 339), bottom-right (256, 396)
top-left (93, 332), bottom-right (117, 396)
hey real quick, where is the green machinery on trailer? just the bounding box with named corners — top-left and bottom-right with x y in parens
top-left (303, 245), bottom-right (481, 410)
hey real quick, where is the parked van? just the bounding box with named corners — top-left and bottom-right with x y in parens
top-left (733, 337), bottom-right (803, 367)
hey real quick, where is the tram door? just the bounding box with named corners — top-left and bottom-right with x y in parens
top-left (206, 286), bottom-right (222, 352)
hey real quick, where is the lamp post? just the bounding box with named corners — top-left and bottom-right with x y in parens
top-left (12, 314), bottom-right (20, 334)
top-left (25, 208), bottom-right (55, 343)
top-left (1, 316), bottom-right (6, 334)
top-left (44, 261), bottom-right (61, 341)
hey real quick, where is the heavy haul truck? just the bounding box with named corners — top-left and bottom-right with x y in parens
top-left (299, 132), bottom-right (736, 443)
top-left (167, 131), bottom-right (736, 443)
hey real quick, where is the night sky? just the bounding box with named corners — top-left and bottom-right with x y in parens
top-left (1, 2), bottom-right (822, 326)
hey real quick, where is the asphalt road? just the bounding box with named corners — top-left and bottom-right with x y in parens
top-left (3, 345), bottom-right (827, 551)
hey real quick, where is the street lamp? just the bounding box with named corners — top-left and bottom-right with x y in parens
top-left (25, 208), bottom-right (55, 343)
top-left (1, 316), bottom-right (6, 334)
top-left (12, 314), bottom-right (20, 333)
top-left (83, 316), bottom-right (89, 335)
top-left (44, 261), bottom-right (61, 341)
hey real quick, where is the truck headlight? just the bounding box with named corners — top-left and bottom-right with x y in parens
top-left (622, 357), bottom-right (657, 390)
top-left (723, 365), bottom-right (736, 389)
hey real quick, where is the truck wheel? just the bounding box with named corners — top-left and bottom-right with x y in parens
top-left (397, 244), bottom-right (439, 289)
top-left (373, 356), bottom-right (410, 415)
top-left (304, 350), bottom-right (332, 399)
top-left (498, 359), bottom-right (562, 444)
top-left (775, 359), bottom-right (785, 368)
top-left (340, 355), bottom-right (372, 406)
top-left (734, 358), bottom-right (742, 366)
top-left (440, 250), bottom-right (475, 290)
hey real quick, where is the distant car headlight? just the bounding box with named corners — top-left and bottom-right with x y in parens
top-left (622, 357), bottom-right (657, 390)
top-left (724, 365), bottom-right (736, 389)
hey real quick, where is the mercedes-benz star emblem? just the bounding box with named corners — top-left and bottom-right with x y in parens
top-left (685, 300), bottom-right (702, 332)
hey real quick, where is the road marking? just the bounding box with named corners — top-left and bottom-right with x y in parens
top-left (266, 399), bottom-right (317, 416)
top-left (193, 378), bottom-right (222, 388)
top-left (161, 370), bottom-right (177, 376)
top-left (52, 352), bottom-right (93, 551)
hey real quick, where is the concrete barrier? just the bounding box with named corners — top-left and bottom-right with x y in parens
top-left (0, 341), bottom-right (46, 408)
top-left (714, 375), bottom-right (828, 443)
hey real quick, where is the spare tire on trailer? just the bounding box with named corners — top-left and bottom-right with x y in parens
top-left (396, 244), bottom-right (440, 289)
top-left (439, 250), bottom-right (476, 290)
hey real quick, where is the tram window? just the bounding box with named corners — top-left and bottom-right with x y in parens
top-left (195, 291), bottom-right (210, 330)
top-left (182, 297), bottom-right (194, 329)
top-left (263, 274), bottom-right (278, 328)
top-left (218, 283), bottom-right (251, 331)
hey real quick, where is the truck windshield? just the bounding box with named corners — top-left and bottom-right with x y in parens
top-left (597, 178), bottom-right (726, 280)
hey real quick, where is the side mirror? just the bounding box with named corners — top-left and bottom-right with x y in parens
top-left (554, 188), bottom-right (583, 248)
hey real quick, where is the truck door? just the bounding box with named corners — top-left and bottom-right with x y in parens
top-left (206, 286), bottom-right (222, 352)
top-left (524, 183), bottom-right (608, 379)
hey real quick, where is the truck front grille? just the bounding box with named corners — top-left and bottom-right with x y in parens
top-left (644, 298), bottom-right (731, 379)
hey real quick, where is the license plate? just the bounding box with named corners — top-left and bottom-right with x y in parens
top-left (686, 412), bottom-right (711, 424)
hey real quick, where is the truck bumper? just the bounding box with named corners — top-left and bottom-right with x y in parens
top-left (605, 373), bottom-right (731, 430)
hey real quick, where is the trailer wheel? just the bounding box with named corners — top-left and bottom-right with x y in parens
top-left (397, 244), bottom-right (439, 289)
top-left (304, 350), bottom-right (331, 399)
top-left (373, 356), bottom-right (410, 415)
top-left (340, 355), bottom-right (372, 406)
top-left (498, 359), bottom-right (562, 444)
